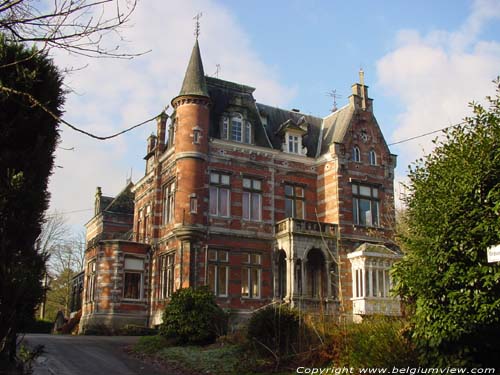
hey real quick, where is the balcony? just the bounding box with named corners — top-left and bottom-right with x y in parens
top-left (275, 218), bottom-right (337, 238)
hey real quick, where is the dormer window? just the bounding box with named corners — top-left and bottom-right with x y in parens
top-left (231, 114), bottom-right (242, 142)
top-left (369, 149), bottom-right (377, 165)
top-left (221, 113), bottom-right (252, 144)
top-left (288, 134), bottom-right (300, 153)
top-left (277, 117), bottom-right (308, 156)
top-left (353, 146), bottom-right (361, 162)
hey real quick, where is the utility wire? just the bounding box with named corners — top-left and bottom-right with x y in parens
top-left (388, 121), bottom-right (466, 146)
top-left (45, 208), bottom-right (93, 217)
top-left (1, 85), bottom-right (162, 140)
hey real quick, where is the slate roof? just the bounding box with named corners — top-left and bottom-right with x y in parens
top-left (319, 104), bottom-right (354, 155)
top-left (205, 76), bottom-right (355, 158)
top-left (102, 182), bottom-right (134, 215)
top-left (174, 40), bottom-right (209, 100)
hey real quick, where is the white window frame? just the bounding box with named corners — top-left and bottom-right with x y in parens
top-left (163, 181), bottom-right (175, 225)
top-left (209, 172), bottom-right (231, 217)
top-left (242, 177), bottom-right (262, 221)
top-left (159, 253), bottom-right (175, 300)
top-left (241, 252), bottom-right (262, 299)
top-left (284, 184), bottom-right (305, 219)
top-left (353, 146), bottom-right (361, 162)
top-left (369, 149), bottom-right (377, 165)
top-left (220, 113), bottom-right (251, 144)
top-left (352, 183), bottom-right (380, 227)
top-left (123, 257), bottom-right (144, 301)
top-left (207, 249), bottom-right (229, 297)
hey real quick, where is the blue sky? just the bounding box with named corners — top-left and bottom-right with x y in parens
top-left (48, 0), bottom-right (500, 231)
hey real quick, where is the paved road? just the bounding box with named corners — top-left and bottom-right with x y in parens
top-left (23, 334), bottom-right (167, 375)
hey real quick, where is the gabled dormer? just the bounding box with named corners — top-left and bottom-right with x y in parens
top-left (276, 117), bottom-right (308, 156)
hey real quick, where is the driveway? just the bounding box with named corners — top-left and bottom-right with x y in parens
top-left (23, 334), bottom-right (167, 375)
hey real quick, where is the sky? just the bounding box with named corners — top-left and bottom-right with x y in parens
top-left (47, 0), bottom-right (500, 232)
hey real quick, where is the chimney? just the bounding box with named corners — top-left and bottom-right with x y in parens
top-left (147, 133), bottom-right (157, 154)
top-left (157, 111), bottom-right (168, 147)
top-left (349, 70), bottom-right (373, 112)
top-left (94, 186), bottom-right (102, 215)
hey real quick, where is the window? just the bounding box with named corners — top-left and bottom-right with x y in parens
top-left (369, 149), bottom-right (377, 165)
top-left (190, 196), bottom-right (197, 213)
top-left (242, 177), bottom-right (262, 221)
top-left (284, 184), bottom-right (305, 219)
top-left (163, 181), bottom-right (175, 224)
top-left (159, 253), bottom-right (174, 299)
top-left (352, 183), bottom-right (379, 227)
top-left (220, 113), bottom-right (252, 144)
top-left (209, 172), bottom-right (230, 217)
top-left (288, 135), bottom-right (299, 153)
top-left (86, 260), bottom-right (96, 302)
top-left (241, 252), bottom-right (261, 299)
top-left (231, 114), bottom-right (243, 142)
top-left (123, 257), bottom-right (144, 300)
top-left (352, 264), bottom-right (391, 298)
top-left (207, 250), bottom-right (228, 297)
top-left (193, 129), bottom-right (200, 144)
top-left (353, 146), bottom-right (361, 162)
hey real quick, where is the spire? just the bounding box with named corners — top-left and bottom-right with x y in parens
top-left (177, 40), bottom-right (209, 98)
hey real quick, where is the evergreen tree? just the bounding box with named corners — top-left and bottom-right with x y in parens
top-left (393, 80), bottom-right (500, 367)
top-left (0, 35), bottom-right (64, 362)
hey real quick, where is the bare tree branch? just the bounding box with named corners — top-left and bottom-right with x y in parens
top-left (0, 0), bottom-right (149, 59)
top-left (0, 84), bottom-right (162, 140)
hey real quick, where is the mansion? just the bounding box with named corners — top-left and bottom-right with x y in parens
top-left (80, 39), bottom-right (401, 332)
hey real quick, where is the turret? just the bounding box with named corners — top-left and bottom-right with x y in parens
top-left (171, 39), bottom-right (210, 232)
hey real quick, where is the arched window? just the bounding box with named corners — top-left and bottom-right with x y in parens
top-left (369, 149), bottom-right (377, 165)
top-left (231, 113), bottom-right (243, 142)
top-left (221, 113), bottom-right (253, 144)
top-left (353, 146), bottom-right (361, 162)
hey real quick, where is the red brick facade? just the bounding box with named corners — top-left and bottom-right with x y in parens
top-left (80, 41), bottom-right (401, 332)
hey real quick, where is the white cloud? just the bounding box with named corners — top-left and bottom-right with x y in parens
top-left (48, 0), bottom-right (295, 230)
top-left (377, 0), bottom-right (500, 176)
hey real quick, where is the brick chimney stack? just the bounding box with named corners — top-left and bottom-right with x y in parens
top-left (156, 111), bottom-right (167, 147)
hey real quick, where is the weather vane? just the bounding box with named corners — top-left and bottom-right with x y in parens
top-left (327, 89), bottom-right (342, 112)
top-left (193, 12), bottom-right (202, 40)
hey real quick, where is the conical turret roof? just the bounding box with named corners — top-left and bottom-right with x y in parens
top-left (177, 40), bottom-right (208, 98)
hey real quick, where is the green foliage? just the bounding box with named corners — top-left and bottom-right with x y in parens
top-left (247, 304), bottom-right (302, 357)
top-left (21, 319), bottom-right (53, 334)
top-left (330, 317), bottom-right (418, 368)
top-left (116, 324), bottom-right (158, 336)
top-left (159, 287), bottom-right (227, 345)
top-left (133, 335), bottom-right (171, 354)
top-left (0, 35), bottom-right (64, 361)
top-left (393, 79), bottom-right (500, 367)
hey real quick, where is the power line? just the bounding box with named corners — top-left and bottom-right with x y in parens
top-left (45, 208), bottom-right (93, 217)
top-left (0, 85), bottom-right (163, 140)
top-left (388, 121), bottom-right (466, 146)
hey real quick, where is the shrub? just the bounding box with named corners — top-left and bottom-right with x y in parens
top-left (247, 304), bottom-right (302, 357)
top-left (159, 287), bottom-right (227, 345)
top-left (21, 319), bottom-right (53, 334)
top-left (331, 317), bottom-right (418, 368)
top-left (117, 324), bottom-right (158, 336)
top-left (133, 335), bottom-right (170, 354)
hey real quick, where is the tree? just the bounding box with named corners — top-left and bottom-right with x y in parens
top-left (392, 79), bottom-right (500, 367)
top-left (0, 36), bottom-right (64, 362)
top-left (0, 0), bottom-right (139, 59)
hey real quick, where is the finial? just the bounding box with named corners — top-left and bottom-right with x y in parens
top-left (359, 68), bottom-right (366, 111)
top-left (193, 12), bottom-right (202, 40)
top-left (214, 64), bottom-right (221, 78)
top-left (327, 89), bottom-right (342, 113)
